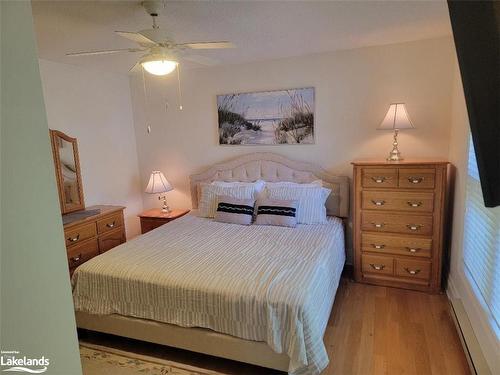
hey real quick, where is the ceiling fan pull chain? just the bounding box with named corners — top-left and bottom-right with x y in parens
top-left (142, 67), bottom-right (152, 134)
top-left (177, 64), bottom-right (183, 111)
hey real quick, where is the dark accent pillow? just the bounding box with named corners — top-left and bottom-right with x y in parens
top-left (214, 195), bottom-right (255, 225)
top-left (255, 199), bottom-right (298, 227)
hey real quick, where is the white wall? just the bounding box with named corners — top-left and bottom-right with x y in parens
top-left (130, 37), bottom-right (456, 261)
top-left (447, 61), bottom-right (500, 372)
top-left (39, 59), bottom-right (143, 238)
top-left (1, 2), bottom-right (81, 372)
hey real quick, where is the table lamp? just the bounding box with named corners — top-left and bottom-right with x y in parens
top-left (378, 103), bottom-right (414, 161)
top-left (145, 171), bottom-right (173, 213)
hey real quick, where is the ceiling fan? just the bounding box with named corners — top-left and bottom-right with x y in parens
top-left (66, 0), bottom-right (235, 76)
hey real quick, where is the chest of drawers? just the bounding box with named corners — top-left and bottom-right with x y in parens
top-left (352, 161), bottom-right (449, 293)
top-left (63, 205), bottom-right (126, 274)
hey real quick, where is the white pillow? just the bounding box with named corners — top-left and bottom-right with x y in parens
top-left (198, 183), bottom-right (258, 218)
top-left (265, 180), bottom-right (322, 188)
top-left (266, 185), bottom-right (331, 224)
top-left (212, 179), bottom-right (266, 194)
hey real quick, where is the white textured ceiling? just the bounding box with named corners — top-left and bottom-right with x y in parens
top-left (32, 0), bottom-right (452, 74)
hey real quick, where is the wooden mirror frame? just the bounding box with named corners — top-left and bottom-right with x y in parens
top-left (49, 130), bottom-right (85, 214)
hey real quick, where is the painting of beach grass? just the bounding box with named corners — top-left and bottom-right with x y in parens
top-left (218, 87), bottom-right (314, 145)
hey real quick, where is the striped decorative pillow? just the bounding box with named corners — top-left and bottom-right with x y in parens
top-left (198, 183), bottom-right (257, 218)
top-left (214, 196), bottom-right (255, 225)
top-left (266, 185), bottom-right (331, 224)
top-left (255, 199), bottom-right (298, 228)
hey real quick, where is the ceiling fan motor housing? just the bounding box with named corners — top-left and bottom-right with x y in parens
top-left (140, 46), bottom-right (178, 63)
top-left (142, 1), bottom-right (162, 17)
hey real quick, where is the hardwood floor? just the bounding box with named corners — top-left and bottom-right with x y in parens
top-left (79, 279), bottom-right (470, 375)
top-left (323, 279), bottom-right (469, 375)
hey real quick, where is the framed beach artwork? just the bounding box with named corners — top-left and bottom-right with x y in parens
top-left (217, 87), bottom-right (315, 145)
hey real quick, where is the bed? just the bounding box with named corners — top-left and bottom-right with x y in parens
top-left (73, 153), bottom-right (349, 374)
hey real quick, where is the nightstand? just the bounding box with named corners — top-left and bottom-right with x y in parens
top-left (138, 208), bottom-right (190, 234)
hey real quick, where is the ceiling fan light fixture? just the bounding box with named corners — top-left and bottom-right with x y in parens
top-left (141, 59), bottom-right (177, 76)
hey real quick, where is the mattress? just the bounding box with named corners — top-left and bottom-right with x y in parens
top-left (72, 213), bottom-right (345, 375)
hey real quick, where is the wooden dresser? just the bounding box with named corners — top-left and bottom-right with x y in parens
top-left (352, 160), bottom-right (449, 293)
top-left (63, 205), bottom-right (126, 274)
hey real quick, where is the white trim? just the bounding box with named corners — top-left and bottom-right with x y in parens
top-left (447, 273), bottom-right (500, 373)
top-left (449, 297), bottom-right (484, 375)
top-left (448, 274), bottom-right (460, 299)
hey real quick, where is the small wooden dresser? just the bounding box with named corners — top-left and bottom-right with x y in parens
top-left (352, 160), bottom-right (449, 293)
top-left (63, 205), bottom-right (126, 274)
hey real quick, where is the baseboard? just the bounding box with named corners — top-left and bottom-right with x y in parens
top-left (448, 297), bottom-right (492, 375)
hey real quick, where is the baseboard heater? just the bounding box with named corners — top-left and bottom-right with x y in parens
top-left (449, 298), bottom-right (492, 375)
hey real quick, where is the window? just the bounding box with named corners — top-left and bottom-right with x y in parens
top-left (463, 137), bottom-right (500, 336)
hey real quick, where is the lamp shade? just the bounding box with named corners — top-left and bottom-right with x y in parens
top-left (378, 103), bottom-right (414, 130)
top-left (145, 171), bottom-right (173, 194)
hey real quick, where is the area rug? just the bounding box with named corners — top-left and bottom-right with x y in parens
top-left (80, 343), bottom-right (225, 375)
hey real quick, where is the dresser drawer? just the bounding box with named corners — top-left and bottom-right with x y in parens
top-left (98, 227), bottom-right (125, 253)
top-left (398, 168), bottom-right (436, 189)
top-left (67, 238), bottom-right (99, 269)
top-left (361, 168), bottom-right (398, 188)
top-left (64, 222), bottom-right (97, 247)
top-left (97, 212), bottom-right (123, 234)
top-left (361, 233), bottom-right (432, 258)
top-left (362, 254), bottom-right (394, 276)
top-left (395, 258), bottom-right (431, 281)
top-left (362, 191), bottom-right (434, 213)
top-left (361, 212), bottom-right (434, 236)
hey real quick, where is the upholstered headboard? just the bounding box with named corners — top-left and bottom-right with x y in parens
top-left (189, 153), bottom-right (349, 218)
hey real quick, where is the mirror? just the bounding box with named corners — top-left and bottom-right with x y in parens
top-left (49, 130), bottom-right (85, 214)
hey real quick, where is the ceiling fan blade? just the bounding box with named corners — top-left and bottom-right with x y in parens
top-left (115, 31), bottom-right (157, 45)
top-left (182, 54), bottom-right (219, 66)
top-left (129, 62), bottom-right (142, 74)
top-left (179, 41), bottom-right (235, 50)
top-left (66, 48), bottom-right (145, 57)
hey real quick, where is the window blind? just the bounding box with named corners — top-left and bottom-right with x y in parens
top-left (463, 137), bottom-right (500, 336)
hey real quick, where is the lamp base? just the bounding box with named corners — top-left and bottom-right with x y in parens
top-left (159, 195), bottom-right (171, 214)
top-left (386, 129), bottom-right (404, 161)
top-left (387, 150), bottom-right (403, 162)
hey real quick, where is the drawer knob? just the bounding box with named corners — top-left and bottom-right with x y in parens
top-left (404, 267), bottom-right (421, 275)
top-left (406, 224), bottom-right (422, 231)
top-left (407, 201), bottom-right (423, 208)
top-left (371, 222), bottom-right (385, 228)
top-left (408, 176), bottom-right (424, 184)
top-left (371, 200), bottom-right (386, 206)
top-left (370, 263), bottom-right (385, 271)
top-left (106, 221), bottom-right (116, 228)
top-left (371, 244), bottom-right (386, 249)
top-left (371, 176), bottom-right (387, 183)
top-left (68, 234), bottom-right (80, 242)
top-left (406, 247), bottom-right (421, 253)
top-left (70, 253), bottom-right (82, 264)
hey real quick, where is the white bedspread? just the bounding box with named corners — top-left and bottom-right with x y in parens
top-left (72, 213), bottom-right (345, 375)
